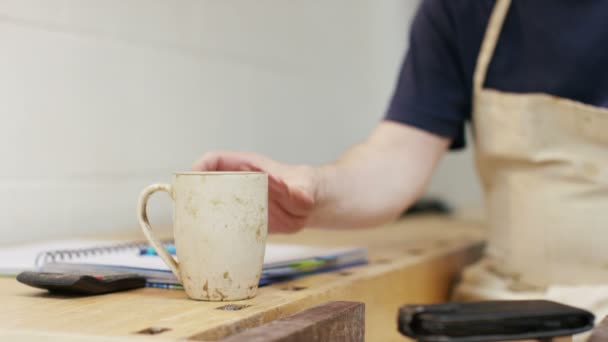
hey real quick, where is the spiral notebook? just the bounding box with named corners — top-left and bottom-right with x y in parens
top-left (0, 239), bottom-right (368, 288)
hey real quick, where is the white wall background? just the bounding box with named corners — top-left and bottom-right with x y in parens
top-left (0, 0), bottom-right (480, 244)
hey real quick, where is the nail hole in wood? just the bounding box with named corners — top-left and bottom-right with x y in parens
top-left (216, 304), bottom-right (252, 311)
top-left (337, 271), bottom-right (352, 276)
top-left (281, 286), bottom-right (307, 291)
top-left (136, 327), bottom-right (171, 335)
top-left (375, 258), bottom-right (391, 264)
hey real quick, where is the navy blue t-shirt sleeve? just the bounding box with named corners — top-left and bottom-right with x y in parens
top-left (385, 0), bottom-right (469, 149)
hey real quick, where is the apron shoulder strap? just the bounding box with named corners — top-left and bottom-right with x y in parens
top-left (473, 0), bottom-right (512, 93)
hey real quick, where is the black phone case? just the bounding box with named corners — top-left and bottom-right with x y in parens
top-left (398, 300), bottom-right (594, 342)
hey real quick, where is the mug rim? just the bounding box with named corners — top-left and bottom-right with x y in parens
top-left (175, 171), bottom-right (265, 175)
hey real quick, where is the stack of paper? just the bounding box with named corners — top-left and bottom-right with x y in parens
top-left (0, 239), bottom-right (368, 288)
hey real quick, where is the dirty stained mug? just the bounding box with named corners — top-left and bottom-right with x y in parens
top-left (137, 172), bottom-right (268, 301)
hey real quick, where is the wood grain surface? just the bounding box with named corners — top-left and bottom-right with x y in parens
top-left (0, 214), bottom-right (486, 341)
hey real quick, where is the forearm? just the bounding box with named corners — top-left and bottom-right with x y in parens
top-left (308, 122), bottom-right (450, 229)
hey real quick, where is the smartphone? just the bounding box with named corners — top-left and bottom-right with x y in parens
top-left (398, 300), bottom-right (594, 342)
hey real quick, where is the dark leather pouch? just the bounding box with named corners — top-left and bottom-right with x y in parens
top-left (398, 300), bottom-right (594, 342)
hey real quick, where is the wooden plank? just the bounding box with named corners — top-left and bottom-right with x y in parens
top-left (0, 329), bottom-right (172, 342)
top-left (0, 215), bottom-right (486, 342)
top-left (217, 301), bottom-right (364, 342)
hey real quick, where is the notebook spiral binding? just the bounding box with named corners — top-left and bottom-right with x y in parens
top-left (34, 240), bottom-right (174, 268)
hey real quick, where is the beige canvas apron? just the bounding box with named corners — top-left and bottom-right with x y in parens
top-left (452, 0), bottom-right (608, 339)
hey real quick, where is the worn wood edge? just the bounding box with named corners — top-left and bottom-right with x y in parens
top-left (215, 301), bottom-right (364, 342)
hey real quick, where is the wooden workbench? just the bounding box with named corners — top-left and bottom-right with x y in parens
top-left (0, 215), bottom-right (486, 341)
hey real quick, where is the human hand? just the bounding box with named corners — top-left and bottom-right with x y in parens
top-left (193, 151), bottom-right (318, 233)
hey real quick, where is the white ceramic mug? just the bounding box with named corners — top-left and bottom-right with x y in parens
top-left (137, 172), bottom-right (268, 301)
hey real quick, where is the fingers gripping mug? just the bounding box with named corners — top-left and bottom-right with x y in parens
top-left (137, 172), bottom-right (268, 301)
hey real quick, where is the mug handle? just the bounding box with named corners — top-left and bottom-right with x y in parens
top-left (137, 183), bottom-right (182, 283)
